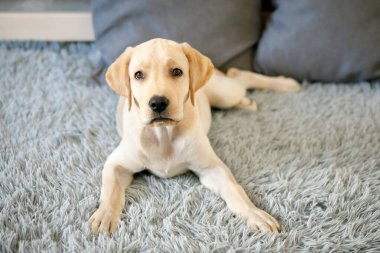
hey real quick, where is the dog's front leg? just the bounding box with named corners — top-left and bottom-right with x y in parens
top-left (192, 141), bottom-right (280, 233)
top-left (88, 159), bottom-right (133, 235)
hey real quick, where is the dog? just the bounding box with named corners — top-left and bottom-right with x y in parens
top-left (88, 38), bottom-right (300, 235)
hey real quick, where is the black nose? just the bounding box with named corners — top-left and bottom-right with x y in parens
top-left (149, 96), bottom-right (169, 113)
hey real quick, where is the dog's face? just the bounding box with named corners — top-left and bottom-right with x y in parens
top-left (105, 39), bottom-right (214, 127)
top-left (128, 41), bottom-right (190, 126)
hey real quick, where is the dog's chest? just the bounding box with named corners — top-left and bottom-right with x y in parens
top-left (139, 126), bottom-right (190, 178)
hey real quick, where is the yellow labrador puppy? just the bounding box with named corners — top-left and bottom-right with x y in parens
top-left (89, 38), bottom-right (300, 235)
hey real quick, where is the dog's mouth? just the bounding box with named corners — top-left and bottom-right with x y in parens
top-left (149, 117), bottom-right (178, 126)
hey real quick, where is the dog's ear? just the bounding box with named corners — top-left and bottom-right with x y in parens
top-left (105, 47), bottom-right (134, 110)
top-left (181, 43), bottom-right (214, 106)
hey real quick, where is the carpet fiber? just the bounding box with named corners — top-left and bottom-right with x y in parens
top-left (0, 42), bottom-right (379, 252)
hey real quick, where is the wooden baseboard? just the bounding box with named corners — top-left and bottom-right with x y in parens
top-left (0, 12), bottom-right (95, 41)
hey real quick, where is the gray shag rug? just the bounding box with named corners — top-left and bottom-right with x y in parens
top-left (0, 42), bottom-right (379, 252)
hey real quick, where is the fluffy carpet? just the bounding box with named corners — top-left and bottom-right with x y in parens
top-left (0, 42), bottom-right (379, 252)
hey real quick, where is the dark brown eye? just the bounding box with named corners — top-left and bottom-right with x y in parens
top-left (171, 68), bottom-right (183, 77)
top-left (134, 71), bottom-right (144, 80)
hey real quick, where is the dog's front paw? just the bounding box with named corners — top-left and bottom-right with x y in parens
top-left (88, 206), bottom-right (120, 235)
top-left (244, 207), bottom-right (281, 233)
top-left (273, 76), bottom-right (301, 93)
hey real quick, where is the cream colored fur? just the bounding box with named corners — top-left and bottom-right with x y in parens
top-left (89, 38), bottom-right (300, 235)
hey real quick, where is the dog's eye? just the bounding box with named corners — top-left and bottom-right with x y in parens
top-left (171, 68), bottom-right (183, 77)
top-left (134, 71), bottom-right (145, 80)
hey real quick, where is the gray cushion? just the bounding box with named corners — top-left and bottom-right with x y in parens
top-left (91, 0), bottom-right (261, 70)
top-left (254, 0), bottom-right (380, 82)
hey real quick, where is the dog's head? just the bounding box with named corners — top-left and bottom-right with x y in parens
top-left (105, 38), bottom-right (214, 127)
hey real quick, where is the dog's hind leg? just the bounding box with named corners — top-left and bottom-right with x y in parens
top-left (227, 68), bottom-right (301, 92)
top-left (203, 71), bottom-right (256, 110)
top-left (234, 97), bottom-right (258, 112)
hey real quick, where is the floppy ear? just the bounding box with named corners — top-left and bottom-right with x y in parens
top-left (181, 43), bottom-right (214, 106)
top-left (105, 47), bottom-right (134, 110)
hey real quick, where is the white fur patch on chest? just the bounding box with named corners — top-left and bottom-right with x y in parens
top-left (139, 126), bottom-right (190, 178)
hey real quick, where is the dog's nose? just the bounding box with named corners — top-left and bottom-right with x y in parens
top-left (149, 96), bottom-right (169, 113)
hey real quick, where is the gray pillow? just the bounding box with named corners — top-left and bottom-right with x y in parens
top-left (91, 0), bottom-right (261, 70)
top-left (254, 0), bottom-right (380, 83)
